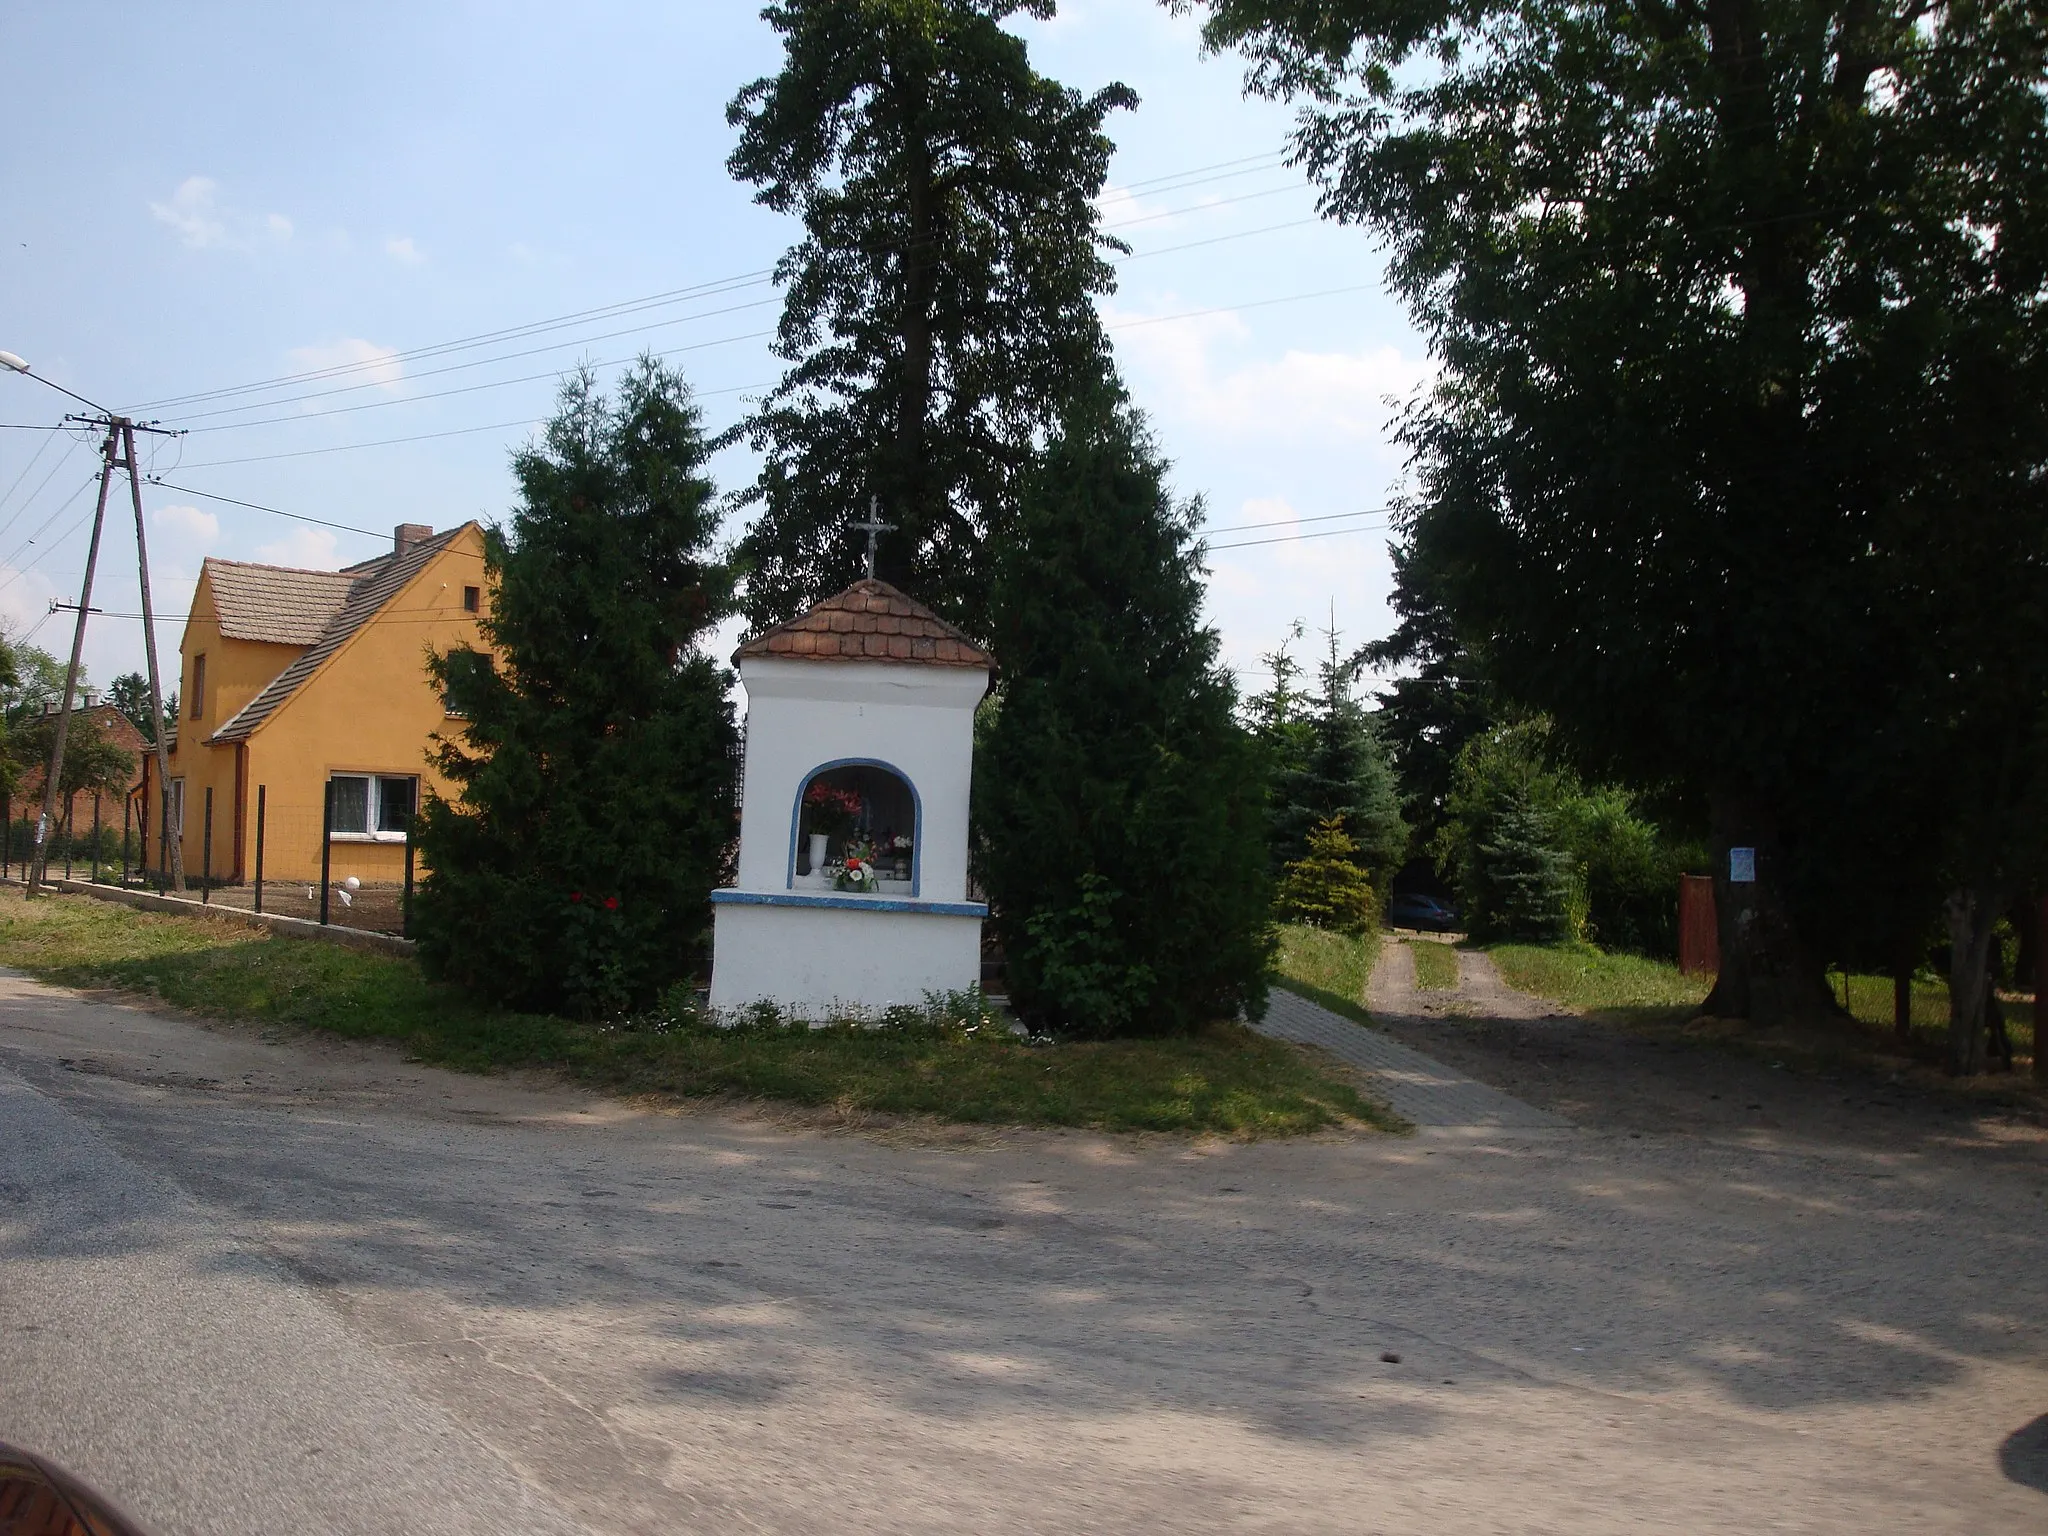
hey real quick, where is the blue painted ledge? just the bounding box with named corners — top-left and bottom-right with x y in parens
top-left (711, 889), bottom-right (988, 918)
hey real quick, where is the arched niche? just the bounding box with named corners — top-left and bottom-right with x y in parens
top-left (788, 759), bottom-right (921, 894)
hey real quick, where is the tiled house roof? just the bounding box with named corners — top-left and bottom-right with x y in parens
top-left (734, 579), bottom-right (992, 668)
top-left (203, 560), bottom-right (358, 645)
top-left (209, 525), bottom-right (473, 744)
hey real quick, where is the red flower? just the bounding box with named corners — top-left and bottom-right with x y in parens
top-left (569, 891), bottom-right (583, 903)
top-left (604, 896), bottom-right (620, 911)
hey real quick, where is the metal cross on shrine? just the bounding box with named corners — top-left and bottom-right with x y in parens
top-left (852, 498), bottom-right (896, 580)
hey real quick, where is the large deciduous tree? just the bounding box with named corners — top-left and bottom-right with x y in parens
top-left (413, 361), bottom-right (740, 1017)
top-left (976, 384), bottom-right (1273, 1037)
top-left (1188, 0), bottom-right (2048, 1035)
top-left (726, 0), bottom-right (1135, 637)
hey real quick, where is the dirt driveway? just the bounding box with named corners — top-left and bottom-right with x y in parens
top-left (0, 965), bottom-right (2043, 1534)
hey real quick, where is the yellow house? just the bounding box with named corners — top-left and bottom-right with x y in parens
top-left (142, 522), bottom-right (488, 885)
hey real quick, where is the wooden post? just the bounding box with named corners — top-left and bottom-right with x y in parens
top-left (90, 793), bottom-right (101, 883)
top-left (201, 786), bottom-right (213, 904)
top-left (3, 792), bottom-right (11, 880)
top-left (28, 425), bottom-right (118, 897)
top-left (319, 779), bottom-right (333, 926)
top-left (62, 799), bottom-right (72, 881)
top-left (253, 784), bottom-right (266, 915)
top-left (121, 793), bottom-right (131, 888)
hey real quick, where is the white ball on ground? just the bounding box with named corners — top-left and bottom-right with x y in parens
top-left (342, 875), bottom-right (360, 892)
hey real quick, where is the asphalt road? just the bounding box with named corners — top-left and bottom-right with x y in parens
top-left (0, 967), bottom-right (2043, 1533)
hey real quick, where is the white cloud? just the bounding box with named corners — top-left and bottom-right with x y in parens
top-left (150, 177), bottom-right (228, 248)
top-left (149, 177), bottom-right (293, 251)
top-left (384, 235), bottom-right (423, 265)
top-left (0, 567), bottom-right (60, 638)
top-left (256, 527), bottom-right (341, 569)
top-left (1109, 301), bottom-right (1431, 453)
top-left (150, 503), bottom-right (220, 547)
top-left (285, 337), bottom-right (405, 394)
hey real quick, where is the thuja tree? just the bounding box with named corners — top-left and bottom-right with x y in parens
top-left (413, 361), bottom-right (739, 1016)
top-left (726, 0), bottom-right (1134, 636)
top-left (1188, 0), bottom-right (2048, 1029)
top-left (977, 385), bottom-right (1273, 1037)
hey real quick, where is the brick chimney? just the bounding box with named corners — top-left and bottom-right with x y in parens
top-left (394, 523), bottom-right (433, 555)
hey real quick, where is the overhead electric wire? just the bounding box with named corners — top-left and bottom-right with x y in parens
top-left (144, 481), bottom-right (396, 540)
top-left (180, 328), bottom-right (774, 435)
top-left (168, 293), bottom-right (784, 426)
top-left (127, 147), bottom-right (1310, 420)
top-left (1206, 520), bottom-right (1392, 553)
top-left (0, 426), bottom-right (68, 517)
top-left (0, 442), bottom-right (89, 544)
top-left (125, 269), bottom-right (778, 412)
top-left (1203, 504), bottom-right (1393, 536)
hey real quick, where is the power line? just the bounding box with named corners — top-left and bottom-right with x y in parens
top-left (124, 149), bottom-right (1310, 420)
top-left (144, 481), bottom-right (387, 540)
top-left (123, 269), bottom-right (778, 413)
top-left (1206, 520), bottom-right (1392, 553)
top-left (0, 428), bottom-right (72, 519)
top-left (181, 329), bottom-right (773, 435)
top-left (1203, 504), bottom-right (1393, 536)
top-left (168, 293), bottom-right (783, 427)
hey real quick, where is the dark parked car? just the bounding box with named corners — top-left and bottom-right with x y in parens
top-left (1386, 892), bottom-right (1461, 933)
top-left (0, 1441), bottom-right (151, 1535)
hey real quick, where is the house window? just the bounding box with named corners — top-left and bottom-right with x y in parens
top-left (328, 774), bottom-right (418, 841)
top-left (462, 585), bottom-right (481, 613)
top-left (189, 655), bottom-right (206, 720)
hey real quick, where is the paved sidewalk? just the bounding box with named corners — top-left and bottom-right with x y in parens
top-left (1259, 984), bottom-right (1571, 1131)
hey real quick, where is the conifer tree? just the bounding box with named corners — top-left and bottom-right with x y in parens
top-left (1271, 618), bottom-right (1406, 887)
top-left (726, 0), bottom-right (1135, 637)
top-left (1471, 790), bottom-right (1574, 943)
top-left (1277, 817), bottom-right (1377, 934)
top-left (977, 384), bottom-right (1272, 1037)
top-left (413, 361), bottom-right (739, 1016)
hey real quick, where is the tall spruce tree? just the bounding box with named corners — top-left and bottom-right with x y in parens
top-left (726, 0), bottom-right (1134, 637)
top-left (413, 361), bottom-right (739, 1016)
top-left (1271, 617), bottom-right (1406, 888)
top-left (977, 384), bottom-right (1273, 1037)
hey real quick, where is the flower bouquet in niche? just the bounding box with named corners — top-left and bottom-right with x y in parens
top-left (835, 840), bottom-right (882, 894)
top-left (802, 783), bottom-right (862, 875)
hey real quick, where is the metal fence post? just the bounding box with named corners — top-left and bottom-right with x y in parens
top-left (121, 794), bottom-right (131, 888)
top-left (3, 793), bottom-right (10, 881)
top-left (157, 789), bottom-right (168, 895)
top-left (90, 794), bottom-right (101, 884)
top-left (63, 800), bottom-right (72, 881)
top-left (201, 787), bottom-right (213, 904)
top-left (253, 784), bottom-right (266, 915)
top-left (319, 779), bottom-right (333, 926)
top-left (402, 785), bottom-right (417, 939)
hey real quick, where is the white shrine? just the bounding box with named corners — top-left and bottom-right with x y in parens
top-left (708, 577), bottom-right (993, 1016)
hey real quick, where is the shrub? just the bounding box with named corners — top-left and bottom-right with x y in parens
top-left (1277, 817), bottom-right (1378, 934)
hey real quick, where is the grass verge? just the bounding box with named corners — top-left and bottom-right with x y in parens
top-left (0, 891), bottom-right (1389, 1137)
top-left (1408, 940), bottom-right (1460, 991)
top-left (1270, 923), bottom-right (1379, 1027)
top-left (1491, 936), bottom-right (2039, 1097)
top-left (1488, 942), bottom-right (1709, 1024)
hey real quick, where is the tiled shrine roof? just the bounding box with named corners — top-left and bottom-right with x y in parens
top-left (734, 579), bottom-right (993, 668)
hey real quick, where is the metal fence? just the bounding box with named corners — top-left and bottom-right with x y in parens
top-left (11, 783), bottom-right (418, 938)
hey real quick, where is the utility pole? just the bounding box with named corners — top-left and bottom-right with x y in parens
top-left (25, 424), bottom-right (118, 895)
top-left (125, 420), bottom-right (184, 894)
top-left (1, 352), bottom-right (186, 896)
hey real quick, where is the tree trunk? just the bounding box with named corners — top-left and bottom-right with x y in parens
top-left (1697, 794), bottom-right (1836, 1023)
top-left (1945, 883), bottom-right (2005, 1076)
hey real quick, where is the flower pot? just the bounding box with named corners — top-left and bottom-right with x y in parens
top-left (807, 832), bottom-right (829, 874)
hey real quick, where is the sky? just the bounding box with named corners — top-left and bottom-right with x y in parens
top-left (0, 0), bottom-right (1426, 702)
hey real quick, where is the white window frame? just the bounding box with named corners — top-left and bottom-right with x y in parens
top-left (326, 773), bottom-right (418, 843)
